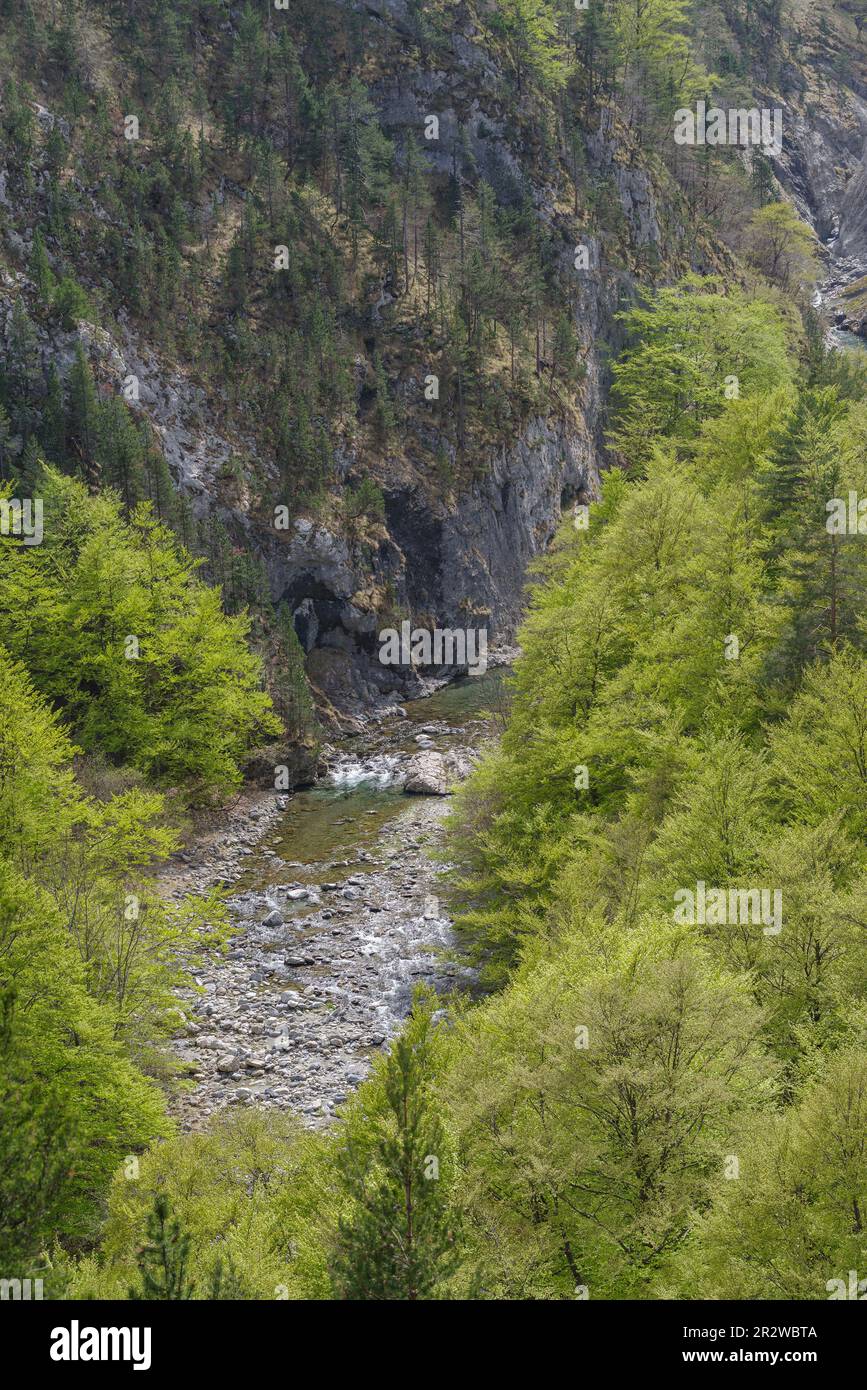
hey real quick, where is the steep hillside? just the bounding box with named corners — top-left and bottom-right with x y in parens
top-left (0, 0), bottom-right (740, 723)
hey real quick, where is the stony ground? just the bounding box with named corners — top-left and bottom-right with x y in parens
top-left (162, 706), bottom-right (488, 1132)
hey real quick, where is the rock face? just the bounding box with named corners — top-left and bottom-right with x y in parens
top-left (403, 749), bottom-right (474, 796)
top-left (3, 0), bottom-right (707, 736)
top-left (0, 0), bottom-right (649, 719)
top-left (243, 740), bottom-right (319, 789)
top-left (259, 407), bottom-right (598, 714)
top-left (763, 20), bottom-right (867, 321)
top-left (772, 98), bottom-right (867, 246)
top-left (0, 283), bottom-right (600, 724)
top-left (5, 1), bottom-right (867, 729)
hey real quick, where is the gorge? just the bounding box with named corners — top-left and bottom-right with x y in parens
top-left (4, 0), bottom-right (867, 1314)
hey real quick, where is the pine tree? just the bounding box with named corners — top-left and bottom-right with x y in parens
top-left (761, 388), bottom-right (846, 521)
top-left (129, 1194), bottom-right (196, 1300)
top-left (274, 602), bottom-right (317, 742)
top-left (3, 302), bottom-right (41, 440)
top-left (205, 1256), bottom-right (250, 1300)
top-left (759, 387), bottom-right (867, 673)
top-left (373, 352), bottom-right (395, 439)
top-left (0, 404), bottom-right (11, 482)
top-left (552, 310), bottom-right (579, 382)
top-left (66, 345), bottom-right (99, 483)
top-left (30, 228), bottom-right (56, 304)
top-left (332, 989), bottom-right (461, 1300)
top-left (41, 365), bottom-right (65, 465)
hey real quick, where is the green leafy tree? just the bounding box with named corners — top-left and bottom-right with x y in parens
top-left (769, 647), bottom-right (867, 845)
top-left (746, 202), bottom-right (819, 294)
top-left (672, 1034), bottom-right (867, 1299)
top-left (491, 0), bottom-right (567, 93)
top-left (0, 469), bottom-right (280, 800)
top-left (609, 277), bottom-right (793, 466)
top-left (447, 922), bottom-right (772, 1298)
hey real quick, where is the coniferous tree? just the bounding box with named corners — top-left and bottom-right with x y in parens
top-left (373, 352), bottom-right (395, 439)
top-left (30, 228), bottom-right (55, 304)
top-left (129, 1195), bottom-right (195, 1300)
top-left (332, 990), bottom-right (462, 1300)
top-left (274, 602), bottom-right (317, 743)
top-left (66, 345), bottom-right (99, 483)
top-left (3, 302), bottom-right (41, 440)
top-left (0, 405), bottom-right (11, 483)
top-left (760, 388), bottom-right (867, 673)
top-left (41, 365), bottom-right (65, 465)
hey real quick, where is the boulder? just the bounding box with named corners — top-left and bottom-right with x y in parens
top-left (403, 750), bottom-right (474, 796)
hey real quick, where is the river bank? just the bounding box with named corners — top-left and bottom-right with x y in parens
top-left (815, 243), bottom-right (867, 349)
top-left (165, 670), bottom-right (508, 1131)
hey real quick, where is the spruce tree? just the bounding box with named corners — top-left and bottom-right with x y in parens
top-left (275, 603), bottom-right (317, 743)
top-left (332, 989), bottom-right (461, 1300)
top-left (66, 345), bottom-right (99, 483)
top-left (130, 1195), bottom-right (196, 1300)
top-left (41, 366), bottom-right (66, 466)
top-left (30, 228), bottom-right (56, 304)
top-left (0, 404), bottom-right (10, 482)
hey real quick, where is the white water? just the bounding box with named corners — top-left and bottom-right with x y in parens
top-left (326, 753), bottom-right (404, 790)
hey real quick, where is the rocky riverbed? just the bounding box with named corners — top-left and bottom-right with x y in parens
top-left (815, 250), bottom-right (867, 349)
top-left (164, 671), bottom-right (507, 1131)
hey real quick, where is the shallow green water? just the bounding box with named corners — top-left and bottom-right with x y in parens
top-left (830, 326), bottom-right (865, 352)
top-left (234, 668), bottom-right (510, 893)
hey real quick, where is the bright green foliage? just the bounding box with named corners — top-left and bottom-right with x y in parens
top-left (65, 1109), bottom-right (335, 1301)
top-left (0, 859), bottom-right (167, 1261)
top-left (613, 0), bottom-right (704, 139)
top-left (446, 922), bottom-right (771, 1298)
top-left (1, 0), bottom-right (865, 1309)
top-left (0, 643), bottom-right (230, 1059)
top-left (436, 290), bottom-right (867, 1297)
top-left (768, 648), bottom-right (867, 845)
top-left (0, 647), bottom-right (237, 1268)
top-left (489, 0), bottom-right (568, 94)
top-left (0, 468), bottom-right (279, 801)
top-left (670, 1031), bottom-right (867, 1298)
top-left (609, 278), bottom-right (794, 466)
top-left (447, 290), bottom-right (864, 981)
top-left (745, 201), bottom-right (820, 293)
